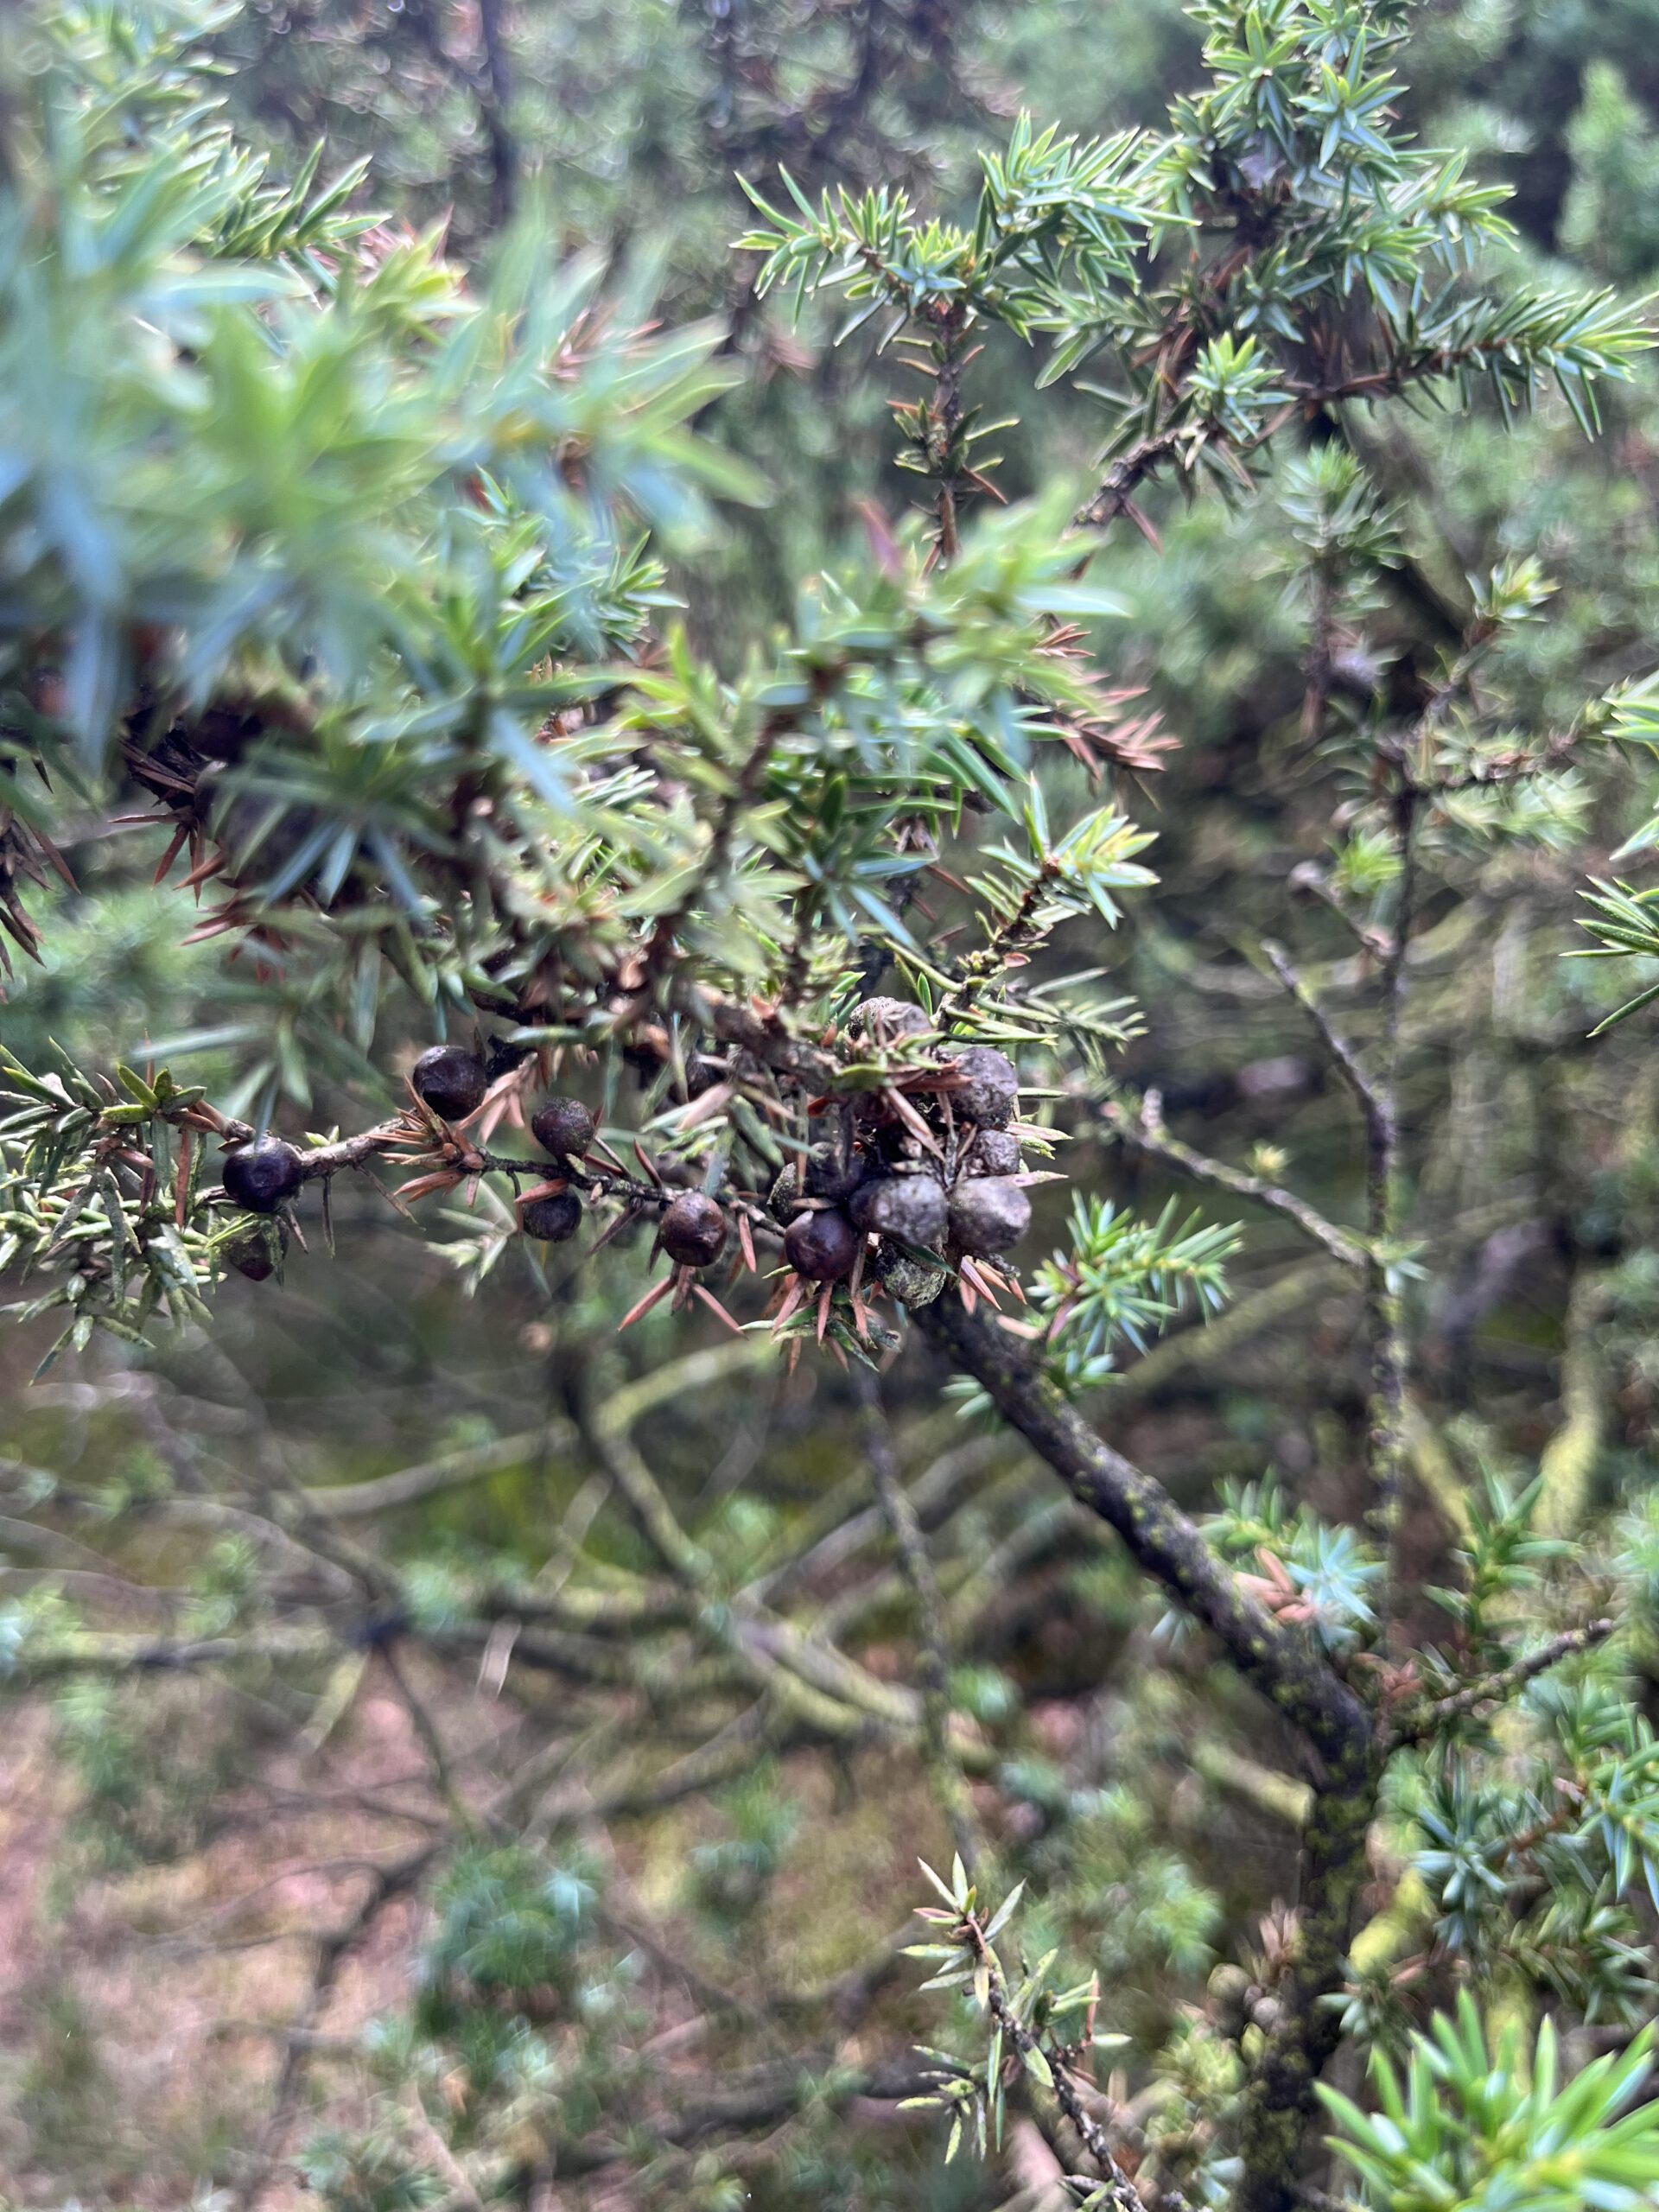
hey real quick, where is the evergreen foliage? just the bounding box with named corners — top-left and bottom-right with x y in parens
top-left (5, 2), bottom-right (1659, 2209)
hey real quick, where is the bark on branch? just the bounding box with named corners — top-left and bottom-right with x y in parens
top-left (915, 1297), bottom-right (1376, 2212)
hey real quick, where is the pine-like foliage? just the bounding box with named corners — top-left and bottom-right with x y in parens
top-left (5, 3), bottom-right (1659, 2209)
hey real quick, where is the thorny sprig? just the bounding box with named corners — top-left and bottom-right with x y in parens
top-left (1003, 1195), bottom-right (1242, 1397)
top-left (902, 1856), bottom-right (1155, 2209)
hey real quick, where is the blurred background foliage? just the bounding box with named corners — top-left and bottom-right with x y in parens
top-left (9, 1), bottom-right (1659, 2208)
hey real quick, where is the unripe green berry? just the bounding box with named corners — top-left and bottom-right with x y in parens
top-left (767, 1162), bottom-right (801, 1224)
top-left (226, 1226), bottom-right (281, 1281)
top-left (872, 1239), bottom-right (946, 1307)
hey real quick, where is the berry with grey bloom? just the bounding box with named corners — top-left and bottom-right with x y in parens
top-left (850, 995), bottom-right (930, 1045)
top-left (850, 1170), bottom-right (947, 1249)
top-left (804, 1137), bottom-right (865, 1202)
top-left (963, 1128), bottom-right (1021, 1177)
top-left (950, 1045), bottom-right (1018, 1128)
top-left (948, 1176), bottom-right (1032, 1256)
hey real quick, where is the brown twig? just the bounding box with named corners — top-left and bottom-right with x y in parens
top-left (1394, 1618), bottom-right (1618, 1745)
top-left (958, 1915), bottom-right (1149, 2212)
top-left (915, 1296), bottom-right (1376, 2212)
top-left (857, 1366), bottom-right (983, 1878)
top-left (1103, 1093), bottom-right (1367, 1272)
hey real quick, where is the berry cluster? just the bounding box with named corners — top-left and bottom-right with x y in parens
top-left (766, 998), bottom-right (1035, 1325)
top-left (211, 999), bottom-right (1045, 1350)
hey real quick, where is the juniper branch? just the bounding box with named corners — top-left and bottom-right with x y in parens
top-left (915, 1296), bottom-right (1376, 2212)
top-left (1103, 1094), bottom-right (1367, 1271)
top-left (1396, 1618), bottom-right (1618, 1743)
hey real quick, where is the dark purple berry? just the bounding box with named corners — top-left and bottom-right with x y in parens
top-left (849, 1171), bottom-right (947, 1249)
top-left (948, 1176), bottom-right (1031, 1257)
top-left (964, 1128), bottom-right (1021, 1177)
top-left (785, 1209), bottom-right (861, 1282)
top-left (804, 1139), bottom-right (865, 1203)
top-left (531, 1096), bottom-right (596, 1160)
top-left (221, 1135), bottom-right (303, 1215)
top-left (523, 1191), bottom-right (582, 1243)
top-left (412, 1045), bottom-right (487, 1123)
top-left (661, 1192), bottom-right (728, 1268)
top-left (950, 1045), bottom-right (1018, 1128)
